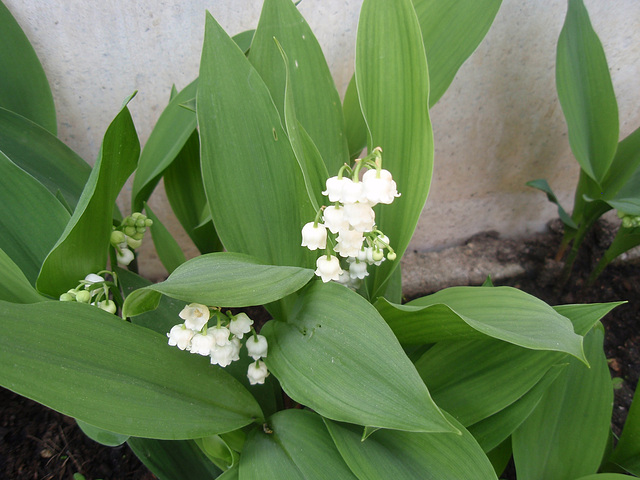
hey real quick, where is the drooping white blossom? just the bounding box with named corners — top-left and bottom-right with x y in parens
top-left (168, 324), bottom-right (194, 350)
top-left (301, 222), bottom-right (327, 250)
top-left (247, 360), bottom-right (269, 385)
top-left (84, 273), bottom-right (105, 284)
top-left (191, 331), bottom-right (217, 356)
top-left (348, 260), bottom-right (369, 280)
top-left (179, 303), bottom-right (210, 331)
top-left (322, 205), bottom-right (350, 234)
top-left (210, 326), bottom-right (231, 346)
top-left (210, 342), bottom-right (236, 367)
top-left (229, 313), bottom-right (253, 339)
top-left (343, 202), bottom-right (375, 232)
top-left (116, 247), bottom-right (135, 266)
top-left (322, 176), bottom-right (347, 202)
top-left (315, 255), bottom-right (343, 282)
top-left (362, 168), bottom-right (400, 205)
top-left (334, 229), bottom-right (365, 258)
top-left (246, 334), bottom-right (268, 360)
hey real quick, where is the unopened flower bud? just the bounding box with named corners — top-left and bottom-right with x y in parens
top-left (123, 226), bottom-right (137, 237)
top-left (387, 252), bottom-right (397, 261)
top-left (75, 290), bottom-right (91, 303)
top-left (144, 219), bottom-right (154, 227)
top-left (98, 299), bottom-right (117, 314)
top-left (126, 236), bottom-right (143, 249)
top-left (110, 230), bottom-right (125, 246)
top-left (59, 293), bottom-right (75, 302)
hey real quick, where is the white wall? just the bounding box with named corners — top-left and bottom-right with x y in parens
top-left (5, 0), bottom-right (640, 278)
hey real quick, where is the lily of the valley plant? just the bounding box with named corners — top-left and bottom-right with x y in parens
top-left (0, 0), bottom-right (637, 479)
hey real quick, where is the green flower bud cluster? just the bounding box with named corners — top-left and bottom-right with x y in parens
top-left (620, 214), bottom-right (640, 229)
top-left (59, 272), bottom-right (118, 315)
top-left (110, 212), bottom-right (154, 266)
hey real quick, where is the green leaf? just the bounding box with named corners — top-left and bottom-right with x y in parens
top-left (414, 338), bottom-right (564, 426)
top-left (0, 247), bottom-right (49, 303)
top-left (591, 226), bottom-right (640, 281)
top-left (608, 382), bottom-right (640, 475)
top-left (0, 300), bottom-right (263, 439)
top-left (468, 364), bottom-right (566, 452)
top-left (233, 29), bottom-right (255, 54)
top-left (556, 0), bottom-right (619, 185)
top-left (0, 108), bottom-right (90, 210)
top-left (378, 286), bottom-right (586, 361)
top-left (343, 75), bottom-right (367, 160)
top-left (194, 435), bottom-right (238, 471)
top-left (512, 325), bottom-right (613, 480)
top-left (198, 12), bottom-right (314, 268)
top-left (123, 253), bottom-right (313, 317)
top-left (412, 0), bottom-right (502, 107)
top-left (356, 0), bottom-right (433, 297)
top-left (325, 414), bottom-right (498, 480)
top-left (526, 178), bottom-right (578, 229)
top-left (0, 151), bottom-right (70, 284)
top-left (239, 410), bottom-right (357, 480)
top-left (127, 437), bottom-right (223, 480)
top-left (574, 475), bottom-right (640, 480)
top-left (249, 0), bottom-right (349, 176)
top-left (262, 280), bottom-right (453, 433)
top-left (37, 101), bottom-right (139, 296)
top-left (602, 125), bottom-right (640, 198)
top-left (132, 79), bottom-right (197, 211)
top-left (145, 202), bottom-right (186, 275)
top-left (553, 302), bottom-right (623, 336)
top-left (273, 39), bottom-right (329, 211)
top-left (116, 267), bottom-right (185, 335)
top-left (76, 419), bottom-right (129, 447)
top-left (164, 129), bottom-right (222, 254)
top-left (0, 2), bottom-right (56, 134)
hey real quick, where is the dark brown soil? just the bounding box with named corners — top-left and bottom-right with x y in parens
top-left (1, 219), bottom-right (638, 479)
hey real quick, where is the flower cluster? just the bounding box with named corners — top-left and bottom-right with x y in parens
top-left (59, 272), bottom-right (118, 314)
top-left (619, 211), bottom-right (640, 229)
top-left (110, 212), bottom-right (154, 266)
top-left (167, 304), bottom-right (269, 385)
top-left (301, 147), bottom-right (399, 287)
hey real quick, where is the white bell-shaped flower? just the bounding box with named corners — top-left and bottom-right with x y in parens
top-left (210, 342), bottom-right (236, 367)
top-left (322, 176), bottom-right (347, 202)
top-left (246, 334), bottom-right (268, 360)
top-left (343, 202), bottom-right (375, 232)
top-left (341, 179), bottom-right (364, 204)
top-left (349, 260), bottom-right (369, 279)
top-left (116, 247), bottom-right (135, 266)
top-left (167, 324), bottom-right (194, 351)
top-left (179, 303), bottom-right (210, 331)
top-left (322, 205), bottom-right (350, 234)
top-left (229, 313), bottom-right (253, 339)
top-left (315, 255), bottom-right (343, 282)
top-left (334, 229), bottom-right (365, 258)
top-left (84, 273), bottom-right (105, 284)
top-left (247, 360), bottom-right (269, 385)
top-left (229, 336), bottom-right (241, 362)
top-left (362, 168), bottom-right (400, 205)
top-left (191, 331), bottom-right (216, 356)
top-left (210, 326), bottom-right (231, 346)
top-left (301, 222), bottom-right (327, 250)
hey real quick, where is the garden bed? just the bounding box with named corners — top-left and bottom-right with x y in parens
top-left (1, 220), bottom-right (638, 479)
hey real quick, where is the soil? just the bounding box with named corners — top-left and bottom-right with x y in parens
top-left (1, 219), bottom-right (638, 479)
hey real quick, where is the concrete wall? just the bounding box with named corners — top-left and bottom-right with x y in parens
top-left (5, 0), bottom-right (640, 279)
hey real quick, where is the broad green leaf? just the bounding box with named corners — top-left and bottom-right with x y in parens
top-left (164, 129), bottom-right (222, 254)
top-left (195, 435), bottom-right (238, 471)
top-left (468, 364), bottom-right (566, 452)
top-left (123, 253), bottom-right (313, 318)
top-left (526, 178), bottom-right (578, 229)
top-left (274, 39), bottom-right (330, 211)
top-left (0, 247), bottom-right (49, 303)
top-left (0, 107), bottom-right (90, 210)
top-left (0, 300), bottom-right (263, 439)
top-left (239, 410), bottom-right (357, 480)
top-left (262, 281), bottom-right (453, 433)
top-left (145, 202), bottom-right (186, 275)
top-left (127, 437), bottom-right (223, 480)
top-left (343, 75), bottom-right (367, 160)
top-left (608, 384), bottom-right (640, 475)
top-left (602, 125), bottom-right (640, 197)
top-left (553, 302), bottom-right (623, 336)
top-left (132, 79), bottom-right (197, 211)
top-left (76, 419), bottom-right (129, 447)
top-left (217, 465), bottom-right (239, 480)
top-left (249, 0), bottom-right (349, 175)
top-left (325, 414), bottom-right (497, 480)
top-left (378, 286), bottom-right (585, 361)
top-left (198, 12), bottom-right (314, 268)
top-left (414, 338), bottom-right (564, 426)
top-left (556, 0), bottom-right (619, 184)
top-left (604, 153), bottom-right (640, 215)
top-left (0, 1), bottom-right (56, 133)
top-left (486, 438), bottom-right (512, 478)
top-left (356, 0), bottom-right (433, 297)
top-left (37, 102), bottom-right (139, 296)
top-left (233, 29), bottom-right (255, 54)
top-left (512, 325), bottom-right (613, 480)
top-left (0, 151), bottom-right (69, 284)
top-left (412, 0), bottom-right (502, 107)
